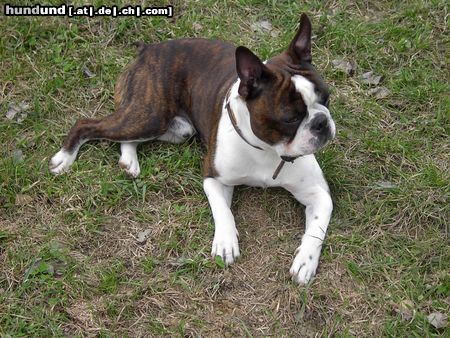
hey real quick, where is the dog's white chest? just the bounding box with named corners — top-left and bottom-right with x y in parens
top-left (215, 152), bottom-right (279, 187)
top-left (213, 111), bottom-right (281, 188)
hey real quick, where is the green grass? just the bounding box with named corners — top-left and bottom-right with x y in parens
top-left (1, 0), bottom-right (449, 336)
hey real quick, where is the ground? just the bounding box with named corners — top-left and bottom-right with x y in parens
top-left (0, 0), bottom-right (449, 336)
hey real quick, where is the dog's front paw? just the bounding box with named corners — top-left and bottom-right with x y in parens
top-left (49, 149), bottom-right (76, 175)
top-left (289, 243), bottom-right (321, 285)
top-left (211, 229), bottom-right (240, 266)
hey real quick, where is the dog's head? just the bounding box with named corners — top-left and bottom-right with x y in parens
top-left (236, 13), bottom-right (335, 160)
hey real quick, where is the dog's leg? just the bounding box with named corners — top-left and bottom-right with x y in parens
top-left (203, 178), bottom-right (239, 265)
top-left (286, 181), bottom-right (333, 285)
top-left (223, 185), bottom-right (234, 208)
top-left (49, 118), bottom-right (95, 174)
top-left (49, 111), bottom-right (168, 175)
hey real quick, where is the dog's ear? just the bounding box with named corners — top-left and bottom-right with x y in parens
top-left (288, 13), bottom-right (312, 64)
top-left (236, 46), bottom-right (265, 98)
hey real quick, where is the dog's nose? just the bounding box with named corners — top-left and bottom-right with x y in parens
top-left (310, 114), bottom-right (329, 135)
top-left (281, 155), bottom-right (299, 162)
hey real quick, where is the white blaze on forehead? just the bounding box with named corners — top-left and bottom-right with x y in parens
top-left (291, 75), bottom-right (317, 106)
top-left (273, 74), bottom-right (335, 158)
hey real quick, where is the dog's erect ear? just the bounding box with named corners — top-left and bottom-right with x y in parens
top-left (236, 46), bottom-right (265, 98)
top-left (288, 13), bottom-right (312, 63)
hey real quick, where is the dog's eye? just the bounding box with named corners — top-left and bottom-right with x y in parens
top-left (283, 116), bottom-right (301, 124)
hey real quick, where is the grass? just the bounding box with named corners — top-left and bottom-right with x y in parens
top-left (1, 0), bottom-right (449, 336)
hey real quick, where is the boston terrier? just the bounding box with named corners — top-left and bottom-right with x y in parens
top-left (49, 14), bottom-right (335, 284)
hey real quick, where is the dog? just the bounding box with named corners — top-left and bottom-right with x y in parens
top-left (49, 13), bottom-right (335, 284)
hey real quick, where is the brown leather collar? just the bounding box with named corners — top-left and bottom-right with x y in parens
top-left (224, 87), bottom-right (286, 180)
top-left (225, 89), bottom-right (263, 151)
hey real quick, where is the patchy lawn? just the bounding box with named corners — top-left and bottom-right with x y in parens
top-left (1, 0), bottom-right (448, 336)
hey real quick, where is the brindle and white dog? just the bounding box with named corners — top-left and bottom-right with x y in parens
top-left (50, 14), bottom-right (335, 284)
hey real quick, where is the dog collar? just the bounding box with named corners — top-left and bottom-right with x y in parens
top-left (225, 89), bottom-right (263, 151)
top-left (225, 87), bottom-right (286, 180)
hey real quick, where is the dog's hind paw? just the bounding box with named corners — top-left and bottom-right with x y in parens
top-left (289, 243), bottom-right (320, 285)
top-left (49, 149), bottom-right (76, 175)
top-left (119, 143), bottom-right (140, 178)
top-left (119, 155), bottom-right (140, 178)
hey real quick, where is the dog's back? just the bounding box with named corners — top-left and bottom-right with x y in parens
top-left (114, 39), bottom-right (237, 144)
